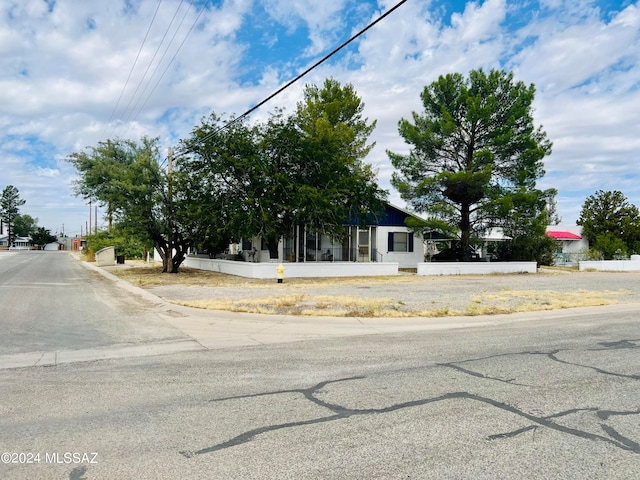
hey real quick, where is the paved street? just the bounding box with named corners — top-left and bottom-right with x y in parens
top-left (0, 251), bottom-right (639, 479)
top-left (0, 251), bottom-right (189, 356)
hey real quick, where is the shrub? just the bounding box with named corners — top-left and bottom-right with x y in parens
top-left (87, 228), bottom-right (149, 259)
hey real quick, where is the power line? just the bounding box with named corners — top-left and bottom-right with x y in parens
top-left (112, 0), bottom-right (189, 139)
top-left (101, 0), bottom-right (163, 141)
top-left (128, 0), bottom-right (213, 135)
top-left (115, 0), bottom-right (191, 139)
top-left (170, 0), bottom-right (408, 159)
top-left (119, 0), bottom-right (213, 140)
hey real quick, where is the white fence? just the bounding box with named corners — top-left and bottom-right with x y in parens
top-left (183, 256), bottom-right (398, 278)
top-left (418, 261), bottom-right (537, 275)
top-left (580, 259), bottom-right (640, 272)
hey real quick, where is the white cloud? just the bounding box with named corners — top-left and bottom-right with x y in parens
top-left (260, 0), bottom-right (349, 56)
top-left (35, 167), bottom-right (60, 178)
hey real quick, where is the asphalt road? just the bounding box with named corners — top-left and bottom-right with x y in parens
top-left (1, 251), bottom-right (639, 479)
top-left (0, 251), bottom-right (188, 355)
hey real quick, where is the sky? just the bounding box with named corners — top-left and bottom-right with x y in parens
top-left (1, 0), bottom-right (639, 238)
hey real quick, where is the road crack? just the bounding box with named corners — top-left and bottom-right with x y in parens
top-left (180, 377), bottom-right (640, 457)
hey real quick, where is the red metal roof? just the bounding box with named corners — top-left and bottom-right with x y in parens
top-left (546, 231), bottom-right (582, 240)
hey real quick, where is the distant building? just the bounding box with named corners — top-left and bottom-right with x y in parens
top-left (546, 226), bottom-right (589, 265)
top-left (0, 235), bottom-right (33, 250)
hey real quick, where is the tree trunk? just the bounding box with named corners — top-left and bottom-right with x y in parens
top-left (171, 248), bottom-right (185, 273)
top-left (154, 237), bottom-right (188, 273)
top-left (459, 201), bottom-right (471, 262)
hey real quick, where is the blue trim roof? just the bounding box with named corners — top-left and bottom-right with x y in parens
top-left (348, 203), bottom-right (422, 227)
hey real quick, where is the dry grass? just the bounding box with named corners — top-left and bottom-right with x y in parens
top-left (168, 289), bottom-right (629, 318)
top-left (458, 289), bottom-right (629, 316)
top-left (170, 294), bottom-right (403, 317)
top-left (106, 263), bottom-right (269, 287)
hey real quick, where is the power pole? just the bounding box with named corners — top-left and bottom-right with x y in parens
top-left (89, 199), bottom-right (92, 236)
top-left (167, 147), bottom-right (174, 273)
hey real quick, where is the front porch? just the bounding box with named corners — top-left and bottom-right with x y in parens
top-left (244, 225), bottom-right (385, 264)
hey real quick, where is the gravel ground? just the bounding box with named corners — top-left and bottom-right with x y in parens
top-left (140, 269), bottom-right (640, 316)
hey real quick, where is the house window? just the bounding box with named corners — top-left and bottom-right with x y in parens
top-left (388, 232), bottom-right (414, 252)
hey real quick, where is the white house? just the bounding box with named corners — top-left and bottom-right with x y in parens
top-left (0, 235), bottom-right (33, 250)
top-left (546, 225), bottom-right (589, 265)
top-left (238, 203), bottom-right (425, 269)
top-left (182, 203), bottom-right (426, 278)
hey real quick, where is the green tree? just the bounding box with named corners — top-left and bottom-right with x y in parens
top-left (177, 113), bottom-right (261, 253)
top-left (577, 190), bottom-right (640, 258)
top-left (492, 188), bottom-right (559, 265)
top-left (180, 79), bottom-right (385, 259)
top-left (86, 225), bottom-right (149, 259)
top-left (295, 77), bottom-right (376, 162)
top-left (388, 69), bottom-right (552, 261)
top-left (294, 78), bottom-right (385, 233)
top-left (13, 214), bottom-right (39, 237)
top-left (67, 137), bottom-right (203, 272)
top-left (0, 185), bottom-right (26, 247)
top-left (68, 139), bottom-right (135, 229)
top-left (31, 227), bottom-right (57, 250)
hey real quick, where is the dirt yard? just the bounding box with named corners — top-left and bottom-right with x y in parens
top-left (104, 262), bottom-right (640, 318)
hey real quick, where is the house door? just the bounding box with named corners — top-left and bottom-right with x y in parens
top-left (358, 228), bottom-right (370, 262)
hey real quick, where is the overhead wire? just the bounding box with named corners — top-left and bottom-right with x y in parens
top-left (125, 0), bottom-right (213, 138)
top-left (113, 0), bottom-right (190, 139)
top-left (101, 0), bottom-right (163, 141)
top-left (169, 0), bottom-right (408, 161)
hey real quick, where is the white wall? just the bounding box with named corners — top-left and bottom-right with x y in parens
top-left (95, 246), bottom-right (115, 266)
top-left (418, 262), bottom-right (537, 275)
top-left (580, 258), bottom-right (640, 271)
top-left (183, 256), bottom-right (398, 278)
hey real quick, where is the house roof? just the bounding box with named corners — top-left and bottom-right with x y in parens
top-left (546, 230), bottom-right (582, 240)
top-left (0, 235), bottom-right (31, 240)
top-left (480, 228), bottom-right (512, 241)
top-left (350, 202), bottom-right (424, 227)
top-left (423, 230), bottom-right (452, 241)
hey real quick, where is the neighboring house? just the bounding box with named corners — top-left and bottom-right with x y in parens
top-left (239, 203), bottom-right (426, 269)
top-left (0, 235), bottom-right (33, 250)
top-left (546, 226), bottom-right (589, 265)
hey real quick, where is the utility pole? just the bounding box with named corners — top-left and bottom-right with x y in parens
top-left (89, 199), bottom-right (92, 236)
top-left (167, 147), bottom-right (174, 273)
